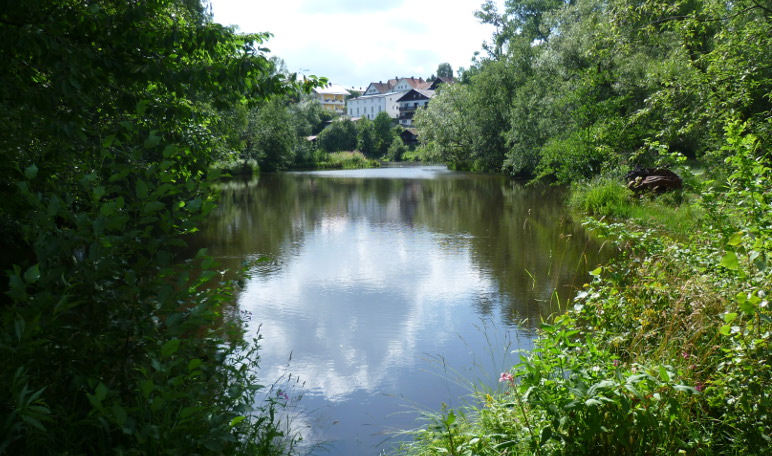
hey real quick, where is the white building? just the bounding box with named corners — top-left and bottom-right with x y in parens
top-left (347, 77), bottom-right (429, 120)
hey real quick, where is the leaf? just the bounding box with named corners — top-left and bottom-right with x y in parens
top-left (112, 405), bottom-right (127, 426)
top-left (719, 251), bottom-right (739, 270)
top-left (135, 179), bottom-right (149, 200)
top-left (136, 100), bottom-right (150, 116)
top-left (24, 164), bottom-right (38, 180)
top-left (727, 231), bottom-right (743, 246)
top-left (143, 201), bottom-right (165, 214)
top-left (23, 264), bottom-right (40, 284)
top-left (144, 133), bottom-right (161, 149)
top-left (161, 339), bottom-right (180, 358)
top-left (587, 379), bottom-right (615, 396)
top-left (585, 398), bottom-right (603, 407)
top-left (94, 382), bottom-right (109, 402)
top-left (673, 385), bottom-right (699, 395)
top-left (21, 415), bottom-right (46, 431)
top-left (140, 380), bottom-right (155, 399)
top-left (180, 406), bottom-right (199, 420)
top-left (93, 186), bottom-right (106, 201)
top-left (540, 425), bottom-right (553, 443)
top-left (162, 145), bottom-right (177, 158)
top-left (723, 312), bottom-right (738, 324)
top-left (229, 415), bottom-right (246, 427)
top-left (658, 366), bottom-right (670, 382)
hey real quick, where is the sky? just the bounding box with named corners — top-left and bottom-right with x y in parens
top-left (208, 0), bottom-right (499, 90)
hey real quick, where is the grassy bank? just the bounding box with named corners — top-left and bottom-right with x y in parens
top-left (396, 137), bottom-right (771, 455)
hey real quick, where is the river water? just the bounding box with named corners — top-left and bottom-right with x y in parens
top-left (190, 165), bottom-right (608, 455)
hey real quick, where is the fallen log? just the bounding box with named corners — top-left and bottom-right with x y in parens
top-left (626, 168), bottom-right (682, 195)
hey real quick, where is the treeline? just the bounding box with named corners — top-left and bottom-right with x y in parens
top-left (0, 0), bottom-right (317, 454)
top-left (415, 0), bottom-right (771, 181)
top-left (224, 100), bottom-right (409, 172)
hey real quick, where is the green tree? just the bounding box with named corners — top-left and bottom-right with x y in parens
top-left (436, 62), bottom-right (454, 78)
top-left (373, 111), bottom-right (396, 157)
top-left (318, 118), bottom-right (358, 152)
top-left (387, 136), bottom-right (408, 161)
top-left (357, 117), bottom-right (377, 157)
top-left (0, 0), bottom-right (320, 453)
top-left (244, 97), bottom-right (298, 171)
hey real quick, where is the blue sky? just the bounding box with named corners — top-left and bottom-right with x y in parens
top-left (209, 0), bottom-right (500, 89)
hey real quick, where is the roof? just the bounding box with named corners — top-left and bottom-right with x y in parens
top-left (312, 83), bottom-right (351, 96)
top-left (429, 77), bottom-right (455, 90)
top-left (365, 79), bottom-right (398, 94)
top-left (396, 88), bottom-right (435, 102)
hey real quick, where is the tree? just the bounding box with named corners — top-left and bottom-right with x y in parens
top-left (0, 1), bottom-right (320, 453)
top-left (356, 117), bottom-right (377, 157)
top-left (244, 97), bottom-right (298, 171)
top-left (387, 136), bottom-right (408, 161)
top-left (372, 111), bottom-right (396, 157)
top-left (436, 62), bottom-right (454, 78)
top-left (318, 118), bottom-right (358, 152)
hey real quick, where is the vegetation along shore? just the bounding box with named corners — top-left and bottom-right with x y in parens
top-left (1, 0), bottom-right (769, 455)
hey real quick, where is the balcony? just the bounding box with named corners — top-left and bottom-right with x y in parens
top-left (398, 111), bottom-right (415, 121)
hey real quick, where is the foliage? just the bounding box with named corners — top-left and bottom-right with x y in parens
top-left (436, 62), bottom-right (454, 79)
top-left (373, 111), bottom-right (397, 157)
top-left (419, 0), bottom-right (772, 183)
top-left (318, 151), bottom-right (379, 169)
top-left (398, 122), bottom-right (772, 455)
top-left (0, 0), bottom-right (320, 454)
top-left (387, 137), bottom-right (408, 162)
top-left (356, 116), bottom-right (377, 157)
top-left (569, 178), bottom-right (632, 218)
top-left (243, 97), bottom-right (298, 171)
top-left (317, 117), bottom-right (358, 153)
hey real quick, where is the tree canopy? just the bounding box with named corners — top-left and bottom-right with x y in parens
top-left (418, 0), bottom-right (772, 179)
top-left (0, 1), bottom-right (320, 453)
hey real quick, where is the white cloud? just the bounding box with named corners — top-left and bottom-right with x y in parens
top-left (208, 0), bottom-right (500, 88)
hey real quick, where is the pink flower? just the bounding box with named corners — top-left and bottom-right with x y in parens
top-left (695, 382), bottom-right (704, 392)
top-left (682, 352), bottom-right (690, 359)
top-left (499, 372), bottom-right (515, 384)
top-left (613, 359), bottom-right (620, 367)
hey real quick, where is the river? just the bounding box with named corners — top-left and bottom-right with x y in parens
top-left (189, 165), bottom-right (609, 455)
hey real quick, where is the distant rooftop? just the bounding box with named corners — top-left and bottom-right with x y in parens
top-left (312, 83), bottom-right (351, 95)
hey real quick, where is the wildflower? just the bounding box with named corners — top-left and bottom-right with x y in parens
top-left (695, 382), bottom-right (704, 392)
top-left (276, 390), bottom-right (290, 401)
top-left (681, 352), bottom-right (690, 359)
top-left (499, 372), bottom-right (515, 385)
top-left (613, 359), bottom-right (620, 367)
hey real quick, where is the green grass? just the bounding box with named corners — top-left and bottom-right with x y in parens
top-left (317, 151), bottom-right (380, 169)
top-left (568, 178), bottom-right (703, 240)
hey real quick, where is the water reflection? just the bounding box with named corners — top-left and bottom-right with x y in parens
top-left (189, 166), bottom-right (608, 454)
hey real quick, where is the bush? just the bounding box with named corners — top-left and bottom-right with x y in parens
top-left (387, 137), bottom-right (408, 162)
top-left (569, 179), bottom-right (632, 218)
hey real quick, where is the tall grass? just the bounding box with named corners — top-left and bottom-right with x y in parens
top-left (318, 151), bottom-right (380, 169)
top-left (569, 177), bottom-right (703, 239)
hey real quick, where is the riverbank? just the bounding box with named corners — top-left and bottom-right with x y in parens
top-left (395, 159), bottom-right (771, 455)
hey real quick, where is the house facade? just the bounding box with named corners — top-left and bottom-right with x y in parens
top-left (394, 77), bottom-right (455, 126)
top-left (312, 83), bottom-right (351, 114)
top-left (347, 77), bottom-right (430, 120)
top-left (396, 88), bottom-right (434, 127)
